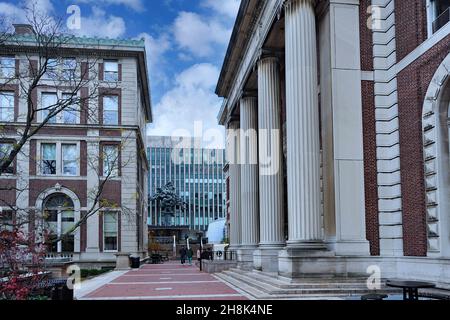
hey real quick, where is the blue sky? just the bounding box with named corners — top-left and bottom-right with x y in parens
top-left (0, 0), bottom-right (240, 147)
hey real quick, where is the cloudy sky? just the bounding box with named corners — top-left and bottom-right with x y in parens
top-left (0, 0), bottom-right (240, 148)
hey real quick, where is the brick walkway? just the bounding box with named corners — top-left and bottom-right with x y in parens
top-left (78, 261), bottom-right (249, 300)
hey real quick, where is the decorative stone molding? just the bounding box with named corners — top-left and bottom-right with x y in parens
top-left (422, 53), bottom-right (450, 254)
top-left (372, 0), bottom-right (403, 256)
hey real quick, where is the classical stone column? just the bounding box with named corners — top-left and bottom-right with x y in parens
top-left (227, 120), bottom-right (242, 249)
top-left (284, 0), bottom-right (323, 248)
top-left (257, 57), bottom-right (285, 248)
top-left (240, 97), bottom-right (260, 248)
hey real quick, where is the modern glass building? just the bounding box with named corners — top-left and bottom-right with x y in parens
top-left (147, 136), bottom-right (226, 232)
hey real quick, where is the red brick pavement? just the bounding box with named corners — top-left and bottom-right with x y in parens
top-left (83, 261), bottom-right (248, 300)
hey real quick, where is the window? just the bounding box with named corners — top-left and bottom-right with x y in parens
top-left (41, 143), bottom-right (57, 175)
top-left (61, 93), bottom-right (79, 124)
top-left (431, 0), bottom-right (450, 33)
top-left (103, 95), bottom-right (119, 125)
top-left (45, 58), bottom-right (59, 80)
top-left (0, 92), bottom-right (14, 122)
top-left (0, 210), bottom-right (13, 231)
top-left (62, 144), bottom-right (77, 176)
top-left (62, 58), bottom-right (76, 81)
top-left (41, 93), bottom-right (58, 124)
top-left (40, 142), bottom-right (79, 176)
top-left (103, 145), bottom-right (119, 177)
top-left (0, 142), bottom-right (14, 174)
top-left (104, 211), bottom-right (118, 251)
top-left (43, 194), bottom-right (75, 253)
top-left (104, 61), bottom-right (118, 82)
top-left (41, 92), bottom-right (80, 124)
top-left (0, 57), bottom-right (15, 78)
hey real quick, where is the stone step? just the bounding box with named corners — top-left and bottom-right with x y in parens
top-left (222, 270), bottom-right (279, 293)
top-left (247, 271), bottom-right (372, 289)
top-left (226, 269), bottom-right (378, 290)
top-left (214, 273), bottom-right (266, 299)
top-left (218, 269), bottom-right (399, 299)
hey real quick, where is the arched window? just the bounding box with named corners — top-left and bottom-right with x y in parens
top-left (43, 194), bottom-right (75, 253)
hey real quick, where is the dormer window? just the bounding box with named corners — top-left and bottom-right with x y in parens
top-left (430, 0), bottom-right (450, 34)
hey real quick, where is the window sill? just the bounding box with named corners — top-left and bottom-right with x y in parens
top-left (36, 174), bottom-right (82, 178)
top-left (0, 173), bottom-right (15, 177)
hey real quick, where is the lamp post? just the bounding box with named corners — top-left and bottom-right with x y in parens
top-left (173, 235), bottom-right (176, 257)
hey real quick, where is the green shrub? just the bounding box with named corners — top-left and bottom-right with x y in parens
top-left (80, 268), bottom-right (110, 279)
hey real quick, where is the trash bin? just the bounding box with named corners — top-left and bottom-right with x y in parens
top-left (49, 279), bottom-right (73, 301)
top-left (130, 256), bottom-right (140, 268)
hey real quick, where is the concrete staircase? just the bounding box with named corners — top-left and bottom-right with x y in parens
top-left (215, 268), bottom-right (399, 300)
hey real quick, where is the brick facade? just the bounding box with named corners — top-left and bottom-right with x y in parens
top-left (28, 179), bottom-right (88, 207)
top-left (397, 34), bottom-right (450, 256)
top-left (395, 0), bottom-right (428, 61)
top-left (360, 0), bottom-right (373, 71)
top-left (360, 0), bottom-right (380, 256)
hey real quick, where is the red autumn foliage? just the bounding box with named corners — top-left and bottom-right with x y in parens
top-left (0, 228), bottom-right (47, 300)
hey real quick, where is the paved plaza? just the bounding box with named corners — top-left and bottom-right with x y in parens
top-left (76, 262), bottom-right (250, 300)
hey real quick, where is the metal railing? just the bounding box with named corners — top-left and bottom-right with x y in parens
top-left (151, 236), bottom-right (174, 244)
top-left (433, 7), bottom-right (450, 34)
top-left (198, 250), bottom-right (237, 271)
top-left (45, 253), bottom-right (73, 263)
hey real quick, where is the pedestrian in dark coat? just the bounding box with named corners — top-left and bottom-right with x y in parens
top-left (179, 246), bottom-right (187, 265)
top-left (187, 248), bottom-right (194, 265)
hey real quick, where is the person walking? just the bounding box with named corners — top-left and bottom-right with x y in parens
top-left (187, 248), bottom-right (194, 265)
top-left (196, 248), bottom-right (201, 267)
top-left (179, 246), bottom-right (187, 265)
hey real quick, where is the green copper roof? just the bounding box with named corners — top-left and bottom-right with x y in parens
top-left (9, 34), bottom-right (145, 49)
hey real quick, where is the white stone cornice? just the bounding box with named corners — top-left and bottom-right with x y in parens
top-left (220, 0), bottom-right (284, 126)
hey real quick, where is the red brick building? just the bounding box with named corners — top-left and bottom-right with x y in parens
top-left (0, 25), bottom-right (152, 267)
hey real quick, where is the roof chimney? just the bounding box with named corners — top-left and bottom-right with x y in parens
top-left (13, 24), bottom-right (35, 35)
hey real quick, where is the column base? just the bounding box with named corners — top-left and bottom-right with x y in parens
top-left (253, 245), bottom-right (284, 273)
top-left (286, 240), bottom-right (328, 250)
top-left (278, 247), bottom-right (336, 278)
top-left (114, 253), bottom-right (131, 271)
top-left (237, 245), bottom-right (258, 271)
top-left (228, 245), bottom-right (241, 252)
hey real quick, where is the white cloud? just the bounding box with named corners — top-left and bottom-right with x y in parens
top-left (138, 32), bottom-right (171, 87)
top-left (173, 11), bottom-right (231, 58)
top-left (0, 0), bottom-right (54, 23)
top-left (0, 3), bottom-right (24, 21)
top-left (26, 0), bottom-right (54, 15)
top-left (148, 63), bottom-right (225, 148)
top-left (201, 0), bottom-right (240, 19)
top-left (73, 7), bottom-right (126, 38)
top-left (75, 0), bottom-right (144, 12)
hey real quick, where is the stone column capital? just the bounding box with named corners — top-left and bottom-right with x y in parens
top-left (226, 116), bottom-right (240, 129)
top-left (257, 48), bottom-right (283, 65)
top-left (284, 0), bottom-right (316, 9)
top-left (240, 90), bottom-right (258, 99)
